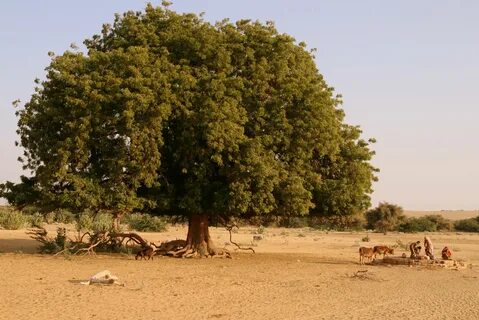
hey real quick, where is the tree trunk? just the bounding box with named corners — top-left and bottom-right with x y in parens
top-left (186, 214), bottom-right (214, 257)
top-left (112, 210), bottom-right (124, 232)
top-left (171, 214), bottom-right (230, 258)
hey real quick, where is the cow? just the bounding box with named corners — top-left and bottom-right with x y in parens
top-left (359, 247), bottom-right (375, 265)
top-left (373, 245), bottom-right (394, 259)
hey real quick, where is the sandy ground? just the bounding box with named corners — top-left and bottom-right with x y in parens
top-left (1, 224), bottom-right (479, 320)
top-left (404, 210), bottom-right (479, 220)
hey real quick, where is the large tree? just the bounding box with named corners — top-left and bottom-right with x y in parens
top-left (10, 3), bottom-right (377, 257)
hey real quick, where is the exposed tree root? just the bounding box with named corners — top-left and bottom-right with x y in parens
top-left (27, 227), bottom-right (155, 257)
top-left (226, 224), bottom-right (255, 254)
top-left (27, 223), bottom-right (232, 259)
top-left (26, 228), bottom-right (51, 245)
top-left (164, 242), bottom-right (231, 259)
top-left (154, 239), bottom-right (187, 256)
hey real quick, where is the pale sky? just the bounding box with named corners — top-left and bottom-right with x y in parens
top-left (1, 1), bottom-right (478, 210)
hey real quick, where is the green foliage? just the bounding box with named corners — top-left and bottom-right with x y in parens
top-left (124, 213), bottom-right (167, 232)
top-left (422, 214), bottom-right (454, 231)
top-left (9, 4), bottom-right (377, 224)
top-left (28, 212), bottom-right (44, 228)
top-left (41, 209), bottom-right (75, 224)
top-left (54, 209), bottom-right (75, 224)
top-left (398, 214), bottom-right (454, 233)
top-left (0, 208), bottom-right (27, 230)
top-left (91, 213), bottom-right (114, 233)
top-left (366, 202), bottom-right (405, 232)
top-left (75, 212), bottom-right (94, 232)
top-left (75, 211), bottom-right (113, 233)
top-left (311, 126), bottom-right (378, 217)
top-left (278, 217), bottom-right (309, 228)
top-left (454, 217), bottom-right (479, 232)
top-left (398, 217), bottom-right (438, 232)
top-left (0, 176), bottom-right (44, 210)
top-left (44, 211), bottom-right (56, 224)
top-left (39, 227), bottom-right (69, 254)
top-left (308, 213), bottom-right (366, 231)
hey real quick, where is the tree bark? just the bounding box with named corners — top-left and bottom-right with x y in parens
top-left (112, 210), bottom-right (125, 232)
top-left (171, 214), bottom-right (230, 258)
top-left (186, 214), bottom-right (214, 256)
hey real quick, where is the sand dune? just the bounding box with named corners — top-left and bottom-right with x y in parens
top-left (1, 225), bottom-right (479, 320)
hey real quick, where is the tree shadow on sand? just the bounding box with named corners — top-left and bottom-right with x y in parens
top-left (0, 238), bottom-right (39, 253)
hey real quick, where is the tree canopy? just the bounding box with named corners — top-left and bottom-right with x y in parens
top-left (6, 4), bottom-right (377, 253)
top-left (366, 202), bottom-right (404, 232)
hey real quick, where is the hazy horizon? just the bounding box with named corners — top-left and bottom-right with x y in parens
top-left (1, 1), bottom-right (478, 210)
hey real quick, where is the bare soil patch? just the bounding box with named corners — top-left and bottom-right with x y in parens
top-left (1, 225), bottom-right (479, 320)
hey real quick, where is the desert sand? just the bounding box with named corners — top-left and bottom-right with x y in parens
top-left (1, 223), bottom-right (479, 320)
top-left (404, 210), bottom-right (479, 221)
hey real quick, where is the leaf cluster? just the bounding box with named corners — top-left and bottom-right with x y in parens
top-left (9, 4), bottom-right (378, 221)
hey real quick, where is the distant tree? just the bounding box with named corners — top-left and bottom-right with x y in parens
top-left (0, 176), bottom-right (43, 211)
top-left (7, 4), bottom-right (377, 256)
top-left (454, 217), bottom-right (479, 232)
top-left (398, 217), bottom-right (437, 233)
top-left (422, 214), bottom-right (453, 231)
top-left (366, 202), bottom-right (405, 232)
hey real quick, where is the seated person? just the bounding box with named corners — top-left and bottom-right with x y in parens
top-left (441, 246), bottom-right (452, 260)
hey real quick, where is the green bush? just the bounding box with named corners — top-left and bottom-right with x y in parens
top-left (74, 211), bottom-right (114, 233)
top-left (125, 213), bottom-right (167, 232)
top-left (54, 209), bottom-right (75, 224)
top-left (75, 213), bottom-right (94, 232)
top-left (454, 218), bottom-right (479, 232)
top-left (20, 206), bottom-right (42, 216)
top-left (395, 215), bottom-right (454, 233)
top-left (28, 212), bottom-right (44, 228)
top-left (91, 212), bottom-right (113, 233)
top-left (398, 217), bottom-right (437, 232)
top-left (278, 217), bottom-right (308, 228)
top-left (423, 215), bottom-right (453, 231)
top-left (39, 227), bottom-right (69, 254)
top-left (308, 213), bottom-right (366, 231)
top-left (366, 202), bottom-right (405, 232)
top-left (0, 209), bottom-right (27, 230)
top-left (44, 211), bottom-right (56, 224)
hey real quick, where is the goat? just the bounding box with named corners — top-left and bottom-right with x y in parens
top-left (135, 243), bottom-right (156, 260)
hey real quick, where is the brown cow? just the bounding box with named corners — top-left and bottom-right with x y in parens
top-left (359, 247), bottom-right (375, 265)
top-left (373, 245), bottom-right (394, 259)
